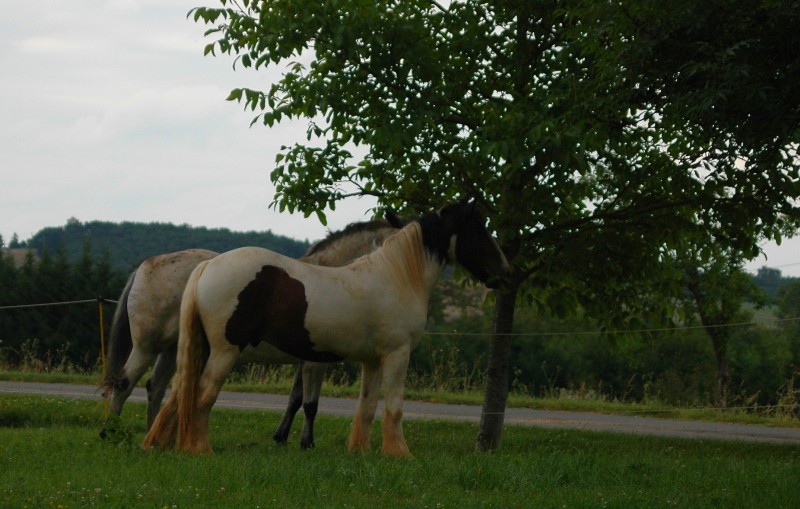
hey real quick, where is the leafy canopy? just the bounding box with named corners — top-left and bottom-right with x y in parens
top-left (191, 0), bottom-right (800, 323)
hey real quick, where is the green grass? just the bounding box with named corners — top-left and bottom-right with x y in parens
top-left (1, 394), bottom-right (799, 508)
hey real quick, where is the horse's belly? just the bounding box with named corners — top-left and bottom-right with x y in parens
top-left (239, 342), bottom-right (299, 364)
top-left (303, 297), bottom-right (427, 361)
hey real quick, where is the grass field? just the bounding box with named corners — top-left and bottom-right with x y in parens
top-left (1, 394), bottom-right (799, 508)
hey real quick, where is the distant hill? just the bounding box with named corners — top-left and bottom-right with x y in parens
top-left (24, 219), bottom-right (311, 271)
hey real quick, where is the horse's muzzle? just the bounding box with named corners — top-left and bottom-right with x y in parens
top-left (485, 270), bottom-right (510, 290)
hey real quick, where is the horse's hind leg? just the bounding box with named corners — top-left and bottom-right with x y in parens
top-left (273, 364), bottom-right (303, 444)
top-left (347, 360), bottom-right (382, 453)
top-left (300, 361), bottom-right (327, 449)
top-left (146, 344), bottom-right (177, 430)
top-left (181, 346), bottom-right (239, 454)
top-left (142, 394), bottom-right (179, 450)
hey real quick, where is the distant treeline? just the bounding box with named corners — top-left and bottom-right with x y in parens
top-left (0, 219), bottom-right (309, 368)
top-left (0, 241), bottom-right (127, 368)
top-left (6, 218), bottom-right (311, 272)
top-left (1, 221), bottom-right (799, 408)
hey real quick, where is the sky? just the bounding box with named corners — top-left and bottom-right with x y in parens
top-left (1, 0), bottom-right (378, 247)
top-left (1, 0), bottom-right (798, 277)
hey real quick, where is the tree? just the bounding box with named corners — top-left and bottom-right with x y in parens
top-left (776, 279), bottom-right (800, 376)
top-left (679, 252), bottom-right (765, 407)
top-left (8, 233), bottom-right (21, 249)
top-left (192, 0), bottom-right (800, 451)
top-left (754, 266), bottom-right (784, 301)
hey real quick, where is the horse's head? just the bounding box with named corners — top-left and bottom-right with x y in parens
top-left (436, 199), bottom-right (510, 289)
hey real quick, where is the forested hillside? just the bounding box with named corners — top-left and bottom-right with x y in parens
top-left (1, 218), bottom-right (799, 409)
top-left (22, 219), bottom-right (310, 271)
top-left (0, 219), bottom-right (305, 370)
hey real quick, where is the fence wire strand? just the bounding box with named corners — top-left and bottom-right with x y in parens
top-left (1, 298), bottom-right (798, 338)
top-left (1, 297), bottom-right (797, 418)
top-left (425, 315), bottom-right (800, 338)
top-left (0, 298), bottom-right (118, 310)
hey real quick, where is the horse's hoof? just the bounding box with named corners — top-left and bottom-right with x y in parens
top-left (300, 441), bottom-right (315, 450)
top-left (272, 433), bottom-right (288, 445)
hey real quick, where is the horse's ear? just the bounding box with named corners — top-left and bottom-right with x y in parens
top-left (462, 197), bottom-right (481, 215)
top-left (385, 209), bottom-right (406, 228)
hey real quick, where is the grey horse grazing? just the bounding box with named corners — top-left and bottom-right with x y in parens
top-left (100, 214), bottom-right (402, 448)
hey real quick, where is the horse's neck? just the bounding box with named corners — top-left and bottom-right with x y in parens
top-left (301, 229), bottom-right (386, 267)
top-left (373, 222), bottom-right (444, 296)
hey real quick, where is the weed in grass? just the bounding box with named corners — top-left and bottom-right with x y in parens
top-left (406, 346), bottom-right (485, 393)
top-left (99, 413), bottom-right (138, 449)
top-left (227, 363), bottom-right (297, 386)
top-left (775, 373), bottom-right (800, 418)
top-left (1, 338), bottom-right (89, 375)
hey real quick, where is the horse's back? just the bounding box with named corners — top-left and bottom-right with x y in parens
top-left (194, 246), bottom-right (309, 322)
top-left (198, 246), bottom-right (317, 290)
top-left (128, 249), bottom-right (218, 350)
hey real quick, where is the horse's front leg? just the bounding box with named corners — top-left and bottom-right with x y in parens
top-left (102, 348), bottom-right (156, 440)
top-left (347, 360), bottom-right (382, 453)
top-left (380, 346), bottom-right (412, 457)
top-left (107, 347), bottom-right (156, 416)
top-left (146, 344), bottom-right (177, 430)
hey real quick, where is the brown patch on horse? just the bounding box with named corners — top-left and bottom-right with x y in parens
top-left (225, 265), bottom-right (344, 362)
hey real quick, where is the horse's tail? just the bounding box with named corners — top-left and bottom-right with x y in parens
top-left (100, 270), bottom-right (137, 398)
top-left (176, 260), bottom-right (211, 449)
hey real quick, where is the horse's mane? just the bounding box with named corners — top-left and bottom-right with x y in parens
top-left (304, 218), bottom-right (392, 257)
top-left (377, 222), bottom-right (433, 295)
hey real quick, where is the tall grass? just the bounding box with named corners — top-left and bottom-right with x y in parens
top-left (1, 394), bottom-right (799, 508)
top-left (0, 338), bottom-right (96, 374)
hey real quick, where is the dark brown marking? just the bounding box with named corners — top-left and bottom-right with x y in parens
top-left (225, 265), bottom-right (343, 362)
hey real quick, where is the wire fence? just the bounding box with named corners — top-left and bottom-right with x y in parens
top-left (427, 315), bottom-right (800, 337)
top-left (3, 296), bottom-right (800, 337)
top-left (1, 297), bottom-right (798, 417)
top-left (0, 297), bottom-right (118, 375)
top-left (0, 298), bottom-right (118, 310)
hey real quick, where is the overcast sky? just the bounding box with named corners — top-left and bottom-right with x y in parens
top-left (2, 1), bottom-right (798, 276)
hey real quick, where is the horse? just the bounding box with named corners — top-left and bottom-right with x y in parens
top-left (100, 215), bottom-right (402, 448)
top-left (142, 199), bottom-right (510, 456)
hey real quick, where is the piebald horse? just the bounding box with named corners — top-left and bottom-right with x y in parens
top-left (142, 199), bottom-right (509, 456)
top-left (101, 216), bottom-right (401, 448)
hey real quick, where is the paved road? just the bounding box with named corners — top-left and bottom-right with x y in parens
top-left (2, 380), bottom-right (799, 445)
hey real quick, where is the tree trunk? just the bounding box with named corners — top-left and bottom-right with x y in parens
top-left (475, 283), bottom-right (519, 453)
